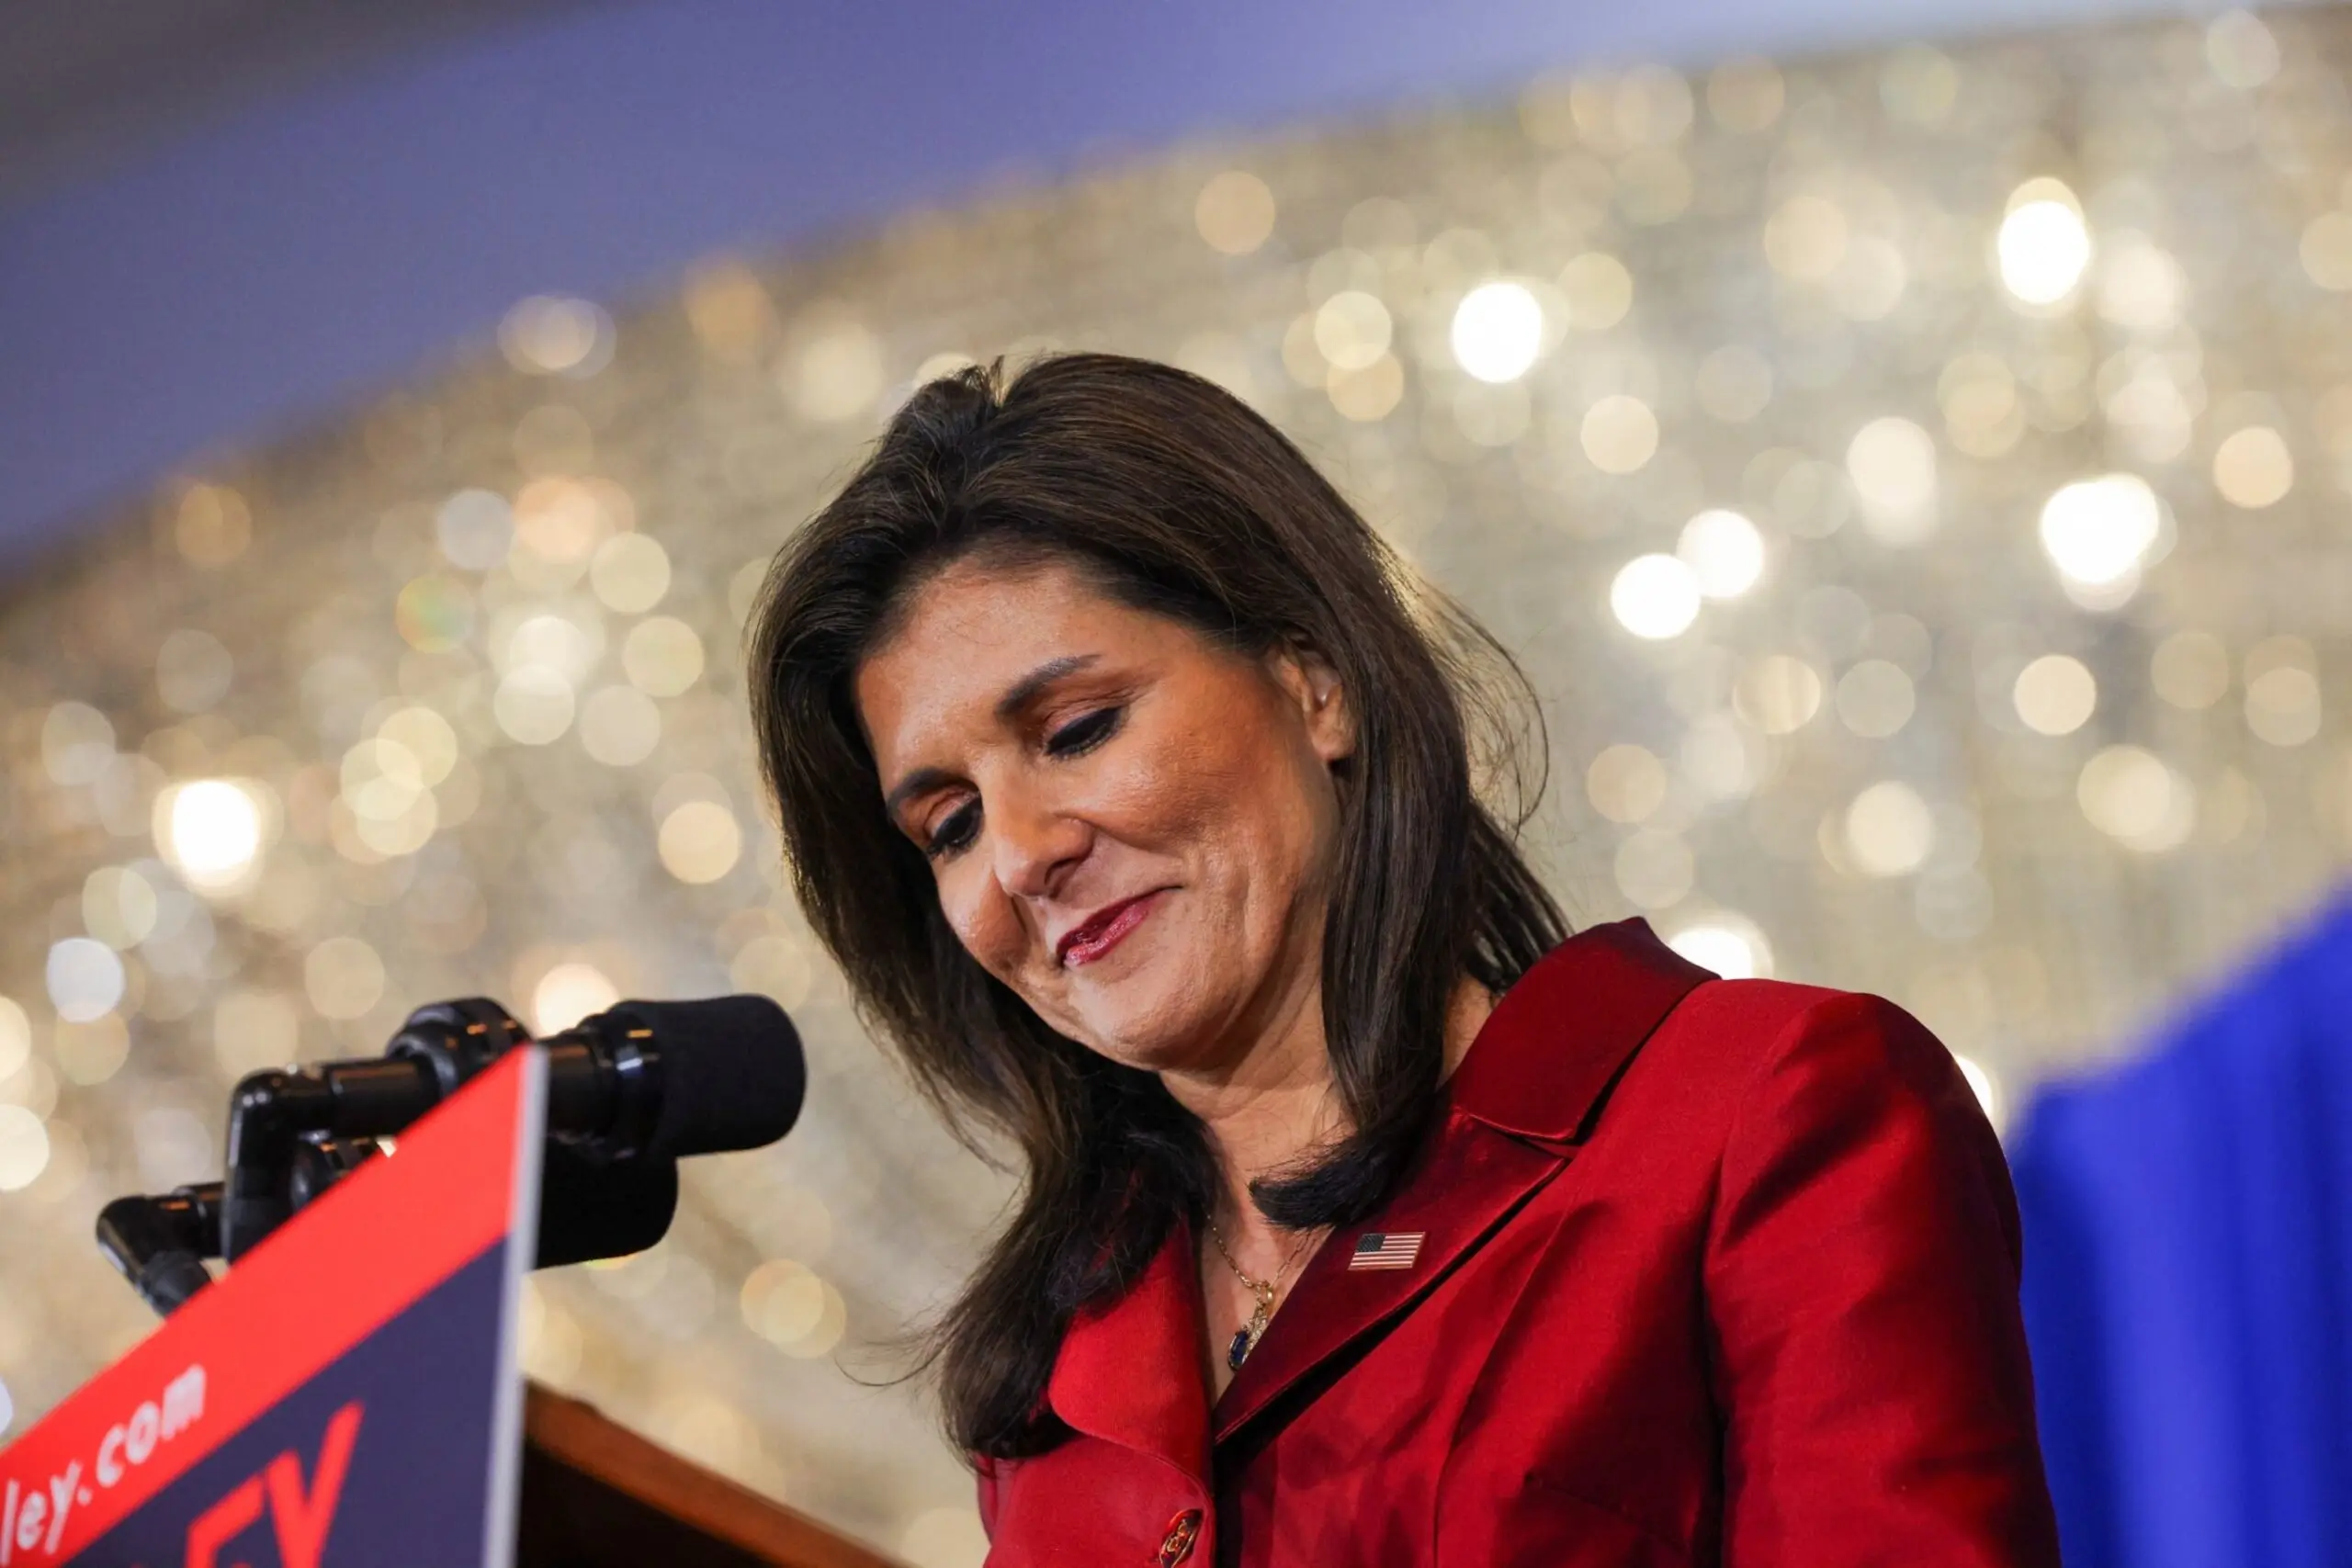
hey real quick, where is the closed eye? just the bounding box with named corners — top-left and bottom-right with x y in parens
top-left (1046, 706), bottom-right (1122, 758)
top-left (923, 797), bottom-right (980, 860)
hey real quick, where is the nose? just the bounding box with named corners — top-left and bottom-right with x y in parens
top-left (988, 786), bottom-right (1091, 902)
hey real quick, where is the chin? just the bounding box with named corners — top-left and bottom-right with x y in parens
top-left (1063, 976), bottom-right (1226, 1074)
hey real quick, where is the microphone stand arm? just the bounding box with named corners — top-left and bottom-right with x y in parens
top-left (96, 1184), bottom-right (222, 1317)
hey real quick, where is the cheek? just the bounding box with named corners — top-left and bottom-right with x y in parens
top-left (936, 863), bottom-right (1026, 977)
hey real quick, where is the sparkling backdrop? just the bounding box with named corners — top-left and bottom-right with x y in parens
top-left (5, 10), bottom-right (2352, 1562)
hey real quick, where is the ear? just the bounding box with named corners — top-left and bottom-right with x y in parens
top-left (1266, 643), bottom-right (1356, 767)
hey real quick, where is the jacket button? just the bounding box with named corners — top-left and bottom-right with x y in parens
top-left (1158, 1508), bottom-right (1202, 1566)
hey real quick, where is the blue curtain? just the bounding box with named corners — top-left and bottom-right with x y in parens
top-left (2011, 888), bottom-right (2352, 1568)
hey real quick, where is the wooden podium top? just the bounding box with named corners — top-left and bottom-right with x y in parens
top-left (519, 1383), bottom-right (908, 1568)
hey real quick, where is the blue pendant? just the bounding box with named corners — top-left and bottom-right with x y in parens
top-left (1226, 1327), bottom-right (1253, 1371)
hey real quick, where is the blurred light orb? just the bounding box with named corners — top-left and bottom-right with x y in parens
top-left (1586, 743), bottom-right (1668, 824)
top-left (1836, 660), bottom-right (1917, 738)
top-left (436, 489), bottom-right (514, 570)
top-left (82, 865), bottom-right (160, 950)
top-left (155, 779), bottom-right (265, 888)
top-left (342, 737), bottom-right (426, 821)
top-left (1677, 510), bottom-right (1765, 599)
top-left (378, 707), bottom-right (459, 785)
top-left (2096, 236), bottom-right (2186, 331)
top-left (2245, 667), bottom-right (2322, 746)
top-left (1558, 252), bottom-right (1634, 329)
top-left (1450, 282), bottom-right (1544, 382)
top-left (1734, 655), bottom-right (1823, 734)
top-left (1609, 555), bottom-right (1702, 639)
top-left (47, 938), bottom-right (124, 1023)
top-left (591, 532), bottom-right (673, 614)
top-left (660, 801), bottom-right (743, 885)
top-left (580, 686), bottom-right (663, 767)
top-left (2013, 655), bottom-right (2098, 735)
top-left (40, 701), bottom-right (115, 786)
top-left (0, 997), bottom-right (28, 1079)
top-left (1996, 181), bottom-right (2091, 306)
top-left (2211, 426), bottom-right (2293, 508)
top-left (740, 1258), bottom-right (845, 1359)
top-left (2039, 474), bottom-right (2160, 588)
top-left (785, 313), bottom-right (886, 423)
top-left (1681, 712), bottom-right (1759, 802)
top-left (1328, 355), bottom-right (1406, 422)
top-left (503, 613), bottom-right (601, 685)
top-left (1844, 781), bottom-right (1935, 877)
top-left (305, 936), bottom-right (387, 1021)
top-left (499, 295), bottom-right (613, 378)
top-left (1312, 291), bottom-right (1393, 371)
top-left (494, 668), bottom-right (577, 746)
top-left (0, 1106), bottom-right (51, 1193)
top-left (2078, 745), bottom-right (2193, 851)
top-left (2298, 211), bottom-right (2352, 292)
top-left (53, 1016), bottom-right (130, 1087)
top-left (1763, 194), bottom-right (1848, 280)
top-left (172, 482), bottom-right (252, 567)
top-left (2206, 8), bottom-right (2281, 87)
top-left (1846, 417), bottom-right (1939, 536)
top-left (533, 962), bottom-right (620, 1035)
top-left (1665, 915), bottom-right (1772, 980)
top-left (1195, 170), bottom-right (1277, 255)
top-left (396, 576), bottom-right (474, 652)
top-left (1580, 394), bottom-right (1659, 473)
top-left (514, 477), bottom-right (609, 564)
top-left (623, 617), bottom-right (706, 697)
top-left (351, 786), bottom-right (438, 858)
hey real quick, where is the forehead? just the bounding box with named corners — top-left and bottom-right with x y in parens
top-left (854, 557), bottom-right (1168, 759)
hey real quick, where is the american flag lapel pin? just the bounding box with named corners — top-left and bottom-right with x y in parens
top-left (1349, 1231), bottom-right (1425, 1271)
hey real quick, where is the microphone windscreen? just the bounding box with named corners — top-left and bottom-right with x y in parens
top-left (534, 1144), bottom-right (677, 1268)
top-left (605, 996), bottom-right (807, 1160)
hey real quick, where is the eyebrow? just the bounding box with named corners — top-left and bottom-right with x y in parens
top-left (994, 653), bottom-right (1100, 723)
top-left (880, 653), bottom-right (1103, 822)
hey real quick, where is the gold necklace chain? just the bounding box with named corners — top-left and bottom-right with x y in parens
top-left (1205, 1215), bottom-right (1318, 1371)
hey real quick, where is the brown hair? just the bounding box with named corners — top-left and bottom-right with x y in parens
top-left (747, 353), bottom-right (1564, 1457)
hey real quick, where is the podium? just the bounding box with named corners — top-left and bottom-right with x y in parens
top-left (0, 1051), bottom-right (907, 1568)
top-left (518, 1385), bottom-right (897, 1568)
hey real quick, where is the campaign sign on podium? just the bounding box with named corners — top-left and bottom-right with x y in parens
top-left (0, 1049), bottom-right (546, 1567)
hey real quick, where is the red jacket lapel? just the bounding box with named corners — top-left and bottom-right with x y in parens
top-left (1210, 918), bottom-right (1711, 1443)
top-left (1047, 1212), bottom-right (1214, 1486)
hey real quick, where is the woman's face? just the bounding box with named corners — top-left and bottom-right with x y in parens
top-left (855, 555), bottom-right (1354, 1077)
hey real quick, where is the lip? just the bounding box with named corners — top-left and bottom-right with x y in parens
top-left (1055, 889), bottom-right (1169, 967)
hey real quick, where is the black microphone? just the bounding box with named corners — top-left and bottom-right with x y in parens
top-left (220, 994), bottom-right (805, 1260)
top-left (98, 1141), bottom-right (684, 1318)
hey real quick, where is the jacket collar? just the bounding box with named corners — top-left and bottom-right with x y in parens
top-left (1045, 917), bottom-right (1711, 1463)
top-left (1209, 916), bottom-right (1711, 1440)
top-left (1448, 915), bottom-right (1715, 1146)
top-left (1046, 1211), bottom-right (1213, 1488)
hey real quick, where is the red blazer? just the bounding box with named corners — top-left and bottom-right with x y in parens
top-left (975, 918), bottom-right (2062, 1567)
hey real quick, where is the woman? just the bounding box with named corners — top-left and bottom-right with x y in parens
top-left (749, 354), bottom-right (2060, 1567)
